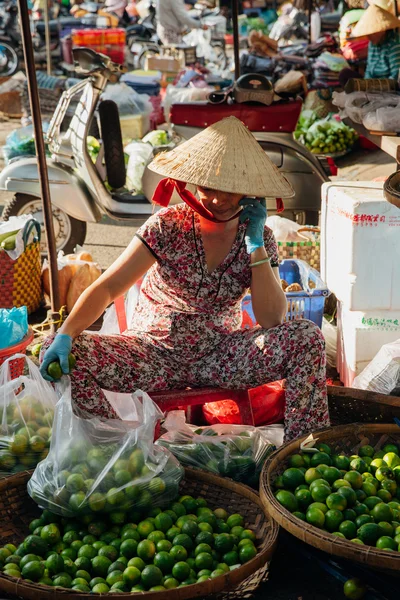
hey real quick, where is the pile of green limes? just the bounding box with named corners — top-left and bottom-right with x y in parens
top-left (158, 429), bottom-right (275, 489)
top-left (0, 396), bottom-right (52, 474)
top-left (29, 445), bottom-right (182, 518)
top-left (274, 441), bottom-right (400, 551)
top-left (0, 495), bottom-right (258, 593)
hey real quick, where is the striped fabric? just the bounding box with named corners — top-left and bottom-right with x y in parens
top-left (365, 30), bottom-right (400, 79)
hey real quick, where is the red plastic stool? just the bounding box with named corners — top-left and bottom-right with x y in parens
top-left (150, 387), bottom-right (255, 426)
top-left (114, 296), bottom-right (255, 425)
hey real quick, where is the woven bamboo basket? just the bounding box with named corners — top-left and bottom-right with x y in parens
top-left (0, 468), bottom-right (278, 600)
top-left (260, 423), bottom-right (400, 573)
top-left (327, 386), bottom-right (400, 426)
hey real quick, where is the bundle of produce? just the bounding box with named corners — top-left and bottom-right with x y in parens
top-left (273, 440), bottom-right (400, 550)
top-left (28, 386), bottom-right (183, 518)
top-left (42, 247), bottom-right (101, 313)
top-left (0, 356), bottom-right (57, 475)
top-left (156, 412), bottom-right (276, 488)
top-left (294, 110), bottom-right (358, 155)
top-left (0, 494), bottom-right (259, 593)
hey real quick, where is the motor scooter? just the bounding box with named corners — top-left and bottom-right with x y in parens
top-left (0, 48), bottom-right (330, 253)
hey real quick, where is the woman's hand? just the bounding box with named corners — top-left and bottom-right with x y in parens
top-left (40, 334), bottom-right (72, 381)
top-left (239, 198), bottom-right (267, 254)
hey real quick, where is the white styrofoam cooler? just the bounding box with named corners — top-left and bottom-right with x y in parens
top-left (337, 301), bottom-right (400, 387)
top-left (321, 181), bottom-right (400, 311)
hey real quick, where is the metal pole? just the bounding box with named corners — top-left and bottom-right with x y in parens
top-left (308, 0), bottom-right (313, 44)
top-left (17, 0), bottom-right (60, 317)
top-left (232, 0), bottom-right (240, 80)
top-left (44, 0), bottom-right (52, 75)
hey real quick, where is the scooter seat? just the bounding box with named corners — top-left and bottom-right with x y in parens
top-left (112, 191), bottom-right (148, 204)
top-left (170, 100), bottom-right (302, 133)
top-left (36, 19), bottom-right (60, 35)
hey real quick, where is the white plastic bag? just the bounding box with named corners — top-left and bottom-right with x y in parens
top-left (99, 283), bottom-right (141, 335)
top-left (0, 214), bottom-right (34, 260)
top-left (0, 354), bottom-right (58, 474)
top-left (125, 141), bottom-right (154, 193)
top-left (28, 382), bottom-right (184, 517)
top-left (163, 85), bottom-right (215, 123)
top-left (352, 339), bottom-right (400, 395)
top-left (322, 317), bottom-right (337, 369)
top-left (102, 83), bottom-right (152, 117)
top-left (266, 215), bottom-right (313, 242)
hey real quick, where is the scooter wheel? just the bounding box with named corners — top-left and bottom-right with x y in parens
top-left (99, 100), bottom-right (126, 190)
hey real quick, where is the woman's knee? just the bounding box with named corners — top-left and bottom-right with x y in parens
top-left (280, 319), bottom-right (325, 353)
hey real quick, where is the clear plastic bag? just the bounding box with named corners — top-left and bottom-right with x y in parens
top-left (2, 123), bottom-right (49, 164)
top-left (363, 104), bottom-right (400, 132)
top-left (99, 283), bottom-right (141, 335)
top-left (352, 339), bottom-right (400, 395)
top-left (0, 307), bottom-right (28, 349)
top-left (0, 354), bottom-right (57, 474)
top-left (125, 142), bottom-right (154, 193)
top-left (156, 411), bottom-right (277, 488)
top-left (28, 384), bottom-right (184, 517)
top-left (102, 83), bottom-right (152, 117)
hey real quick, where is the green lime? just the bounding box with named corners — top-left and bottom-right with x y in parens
top-left (371, 503), bottom-right (393, 523)
top-left (339, 520), bottom-right (357, 539)
top-left (226, 514), bottom-right (244, 529)
top-left (361, 481), bottom-right (377, 497)
top-left (120, 539), bottom-right (138, 560)
top-left (377, 521), bottom-right (393, 537)
top-left (172, 534), bottom-right (193, 551)
top-left (78, 545), bottom-right (97, 560)
top-left (355, 515), bottom-right (373, 528)
top-left (295, 489), bottom-right (312, 511)
top-left (154, 551), bottom-right (174, 575)
top-left (239, 543), bottom-right (257, 563)
top-left (337, 486), bottom-right (357, 507)
top-left (310, 452), bottom-right (331, 468)
top-left (214, 534), bottom-right (235, 554)
top-left (353, 504), bottom-right (370, 517)
top-left (45, 553), bottom-right (64, 576)
top-left (166, 527), bottom-right (181, 542)
top-left (326, 493), bottom-right (347, 511)
top-left (350, 539), bottom-right (364, 545)
top-left (311, 484), bottom-right (331, 503)
top-left (325, 510), bottom-right (344, 532)
top-left (154, 513), bottom-right (173, 533)
top-left (156, 540), bottom-right (172, 552)
top-left (357, 523), bottom-right (383, 545)
top-left (75, 570), bottom-right (91, 582)
top-left (344, 471), bottom-right (363, 490)
top-left (383, 444), bottom-right (399, 455)
top-left (275, 490), bottom-right (298, 513)
top-left (91, 556), bottom-right (112, 578)
top-left (376, 536), bottom-right (397, 550)
top-left (304, 468), bottom-right (323, 485)
top-left (306, 507), bottom-right (325, 529)
top-left (343, 578), bottom-right (367, 600)
top-left (350, 458), bottom-right (367, 474)
top-left (381, 478), bottom-right (397, 496)
top-left (74, 556), bottom-right (92, 572)
top-left (364, 496), bottom-right (382, 511)
top-left (195, 552), bottom-right (213, 570)
top-left (21, 561), bottom-right (44, 582)
top-left (169, 545), bottom-right (187, 562)
top-left (282, 468), bottom-right (305, 490)
top-left (332, 455), bottom-right (350, 471)
top-left (359, 445), bottom-right (374, 458)
top-left (122, 566), bottom-right (141, 586)
top-left (127, 557), bottom-right (146, 571)
top-left (137, 540), bottom-right (156, 563)
top-left (164, 577), bottom-right (180, 589)
top-left (141, 565), bottom-right (163, 589)
top-left (53, 573), bottom-right (73, 588)
top-left (375, 466), bottom-right (394, 482)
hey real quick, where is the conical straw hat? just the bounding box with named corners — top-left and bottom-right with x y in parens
top-left (148, 116), bottom-right (294, 198)
top-left (352, 3), bottom-right (400, 37)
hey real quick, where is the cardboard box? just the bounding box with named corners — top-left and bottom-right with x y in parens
top-left (146, 56), bottom-right (182, 73)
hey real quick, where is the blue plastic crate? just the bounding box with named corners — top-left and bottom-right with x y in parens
top-left (241, 259), bottom-right (329, 328)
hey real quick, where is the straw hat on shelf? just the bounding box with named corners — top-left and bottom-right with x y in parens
top-left (352, 0), bottom-right (400, 37)
top-left (148, 116), bottom-right (294, 199)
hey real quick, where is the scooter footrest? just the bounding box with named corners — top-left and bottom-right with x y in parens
top-left (111, 191), bottom-right (148, 204)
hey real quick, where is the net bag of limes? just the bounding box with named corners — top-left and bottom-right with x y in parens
top-left (156, 411), bottom-right (277, 488)
top-left (28, 383), bottom-right (184, 518)
top-left (0, 355), bottom-right (57, 477)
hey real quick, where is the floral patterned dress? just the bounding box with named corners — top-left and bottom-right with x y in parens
top-left (45, 204), bottom-right (330, 441)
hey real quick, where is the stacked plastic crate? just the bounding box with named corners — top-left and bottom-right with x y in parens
top-left (321, 181), bottom-right (400, 386)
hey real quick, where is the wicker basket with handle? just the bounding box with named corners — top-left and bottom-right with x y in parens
top-left (0, 467), bottom-right (278, 600)
top-left (0, 219), bottom-right (42, 314)
top-left (260, 423), bottom-right (400, 574)
top-left (277, 227), bottom-right (320, 272)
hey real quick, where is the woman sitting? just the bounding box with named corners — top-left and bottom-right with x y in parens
top-left (40, 117), bottom-right (330, 442)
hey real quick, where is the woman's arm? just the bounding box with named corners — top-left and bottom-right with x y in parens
top-left (59, 237), bottom-right (156, 339)
top-left (250, 246), bottom-right (287, 329)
